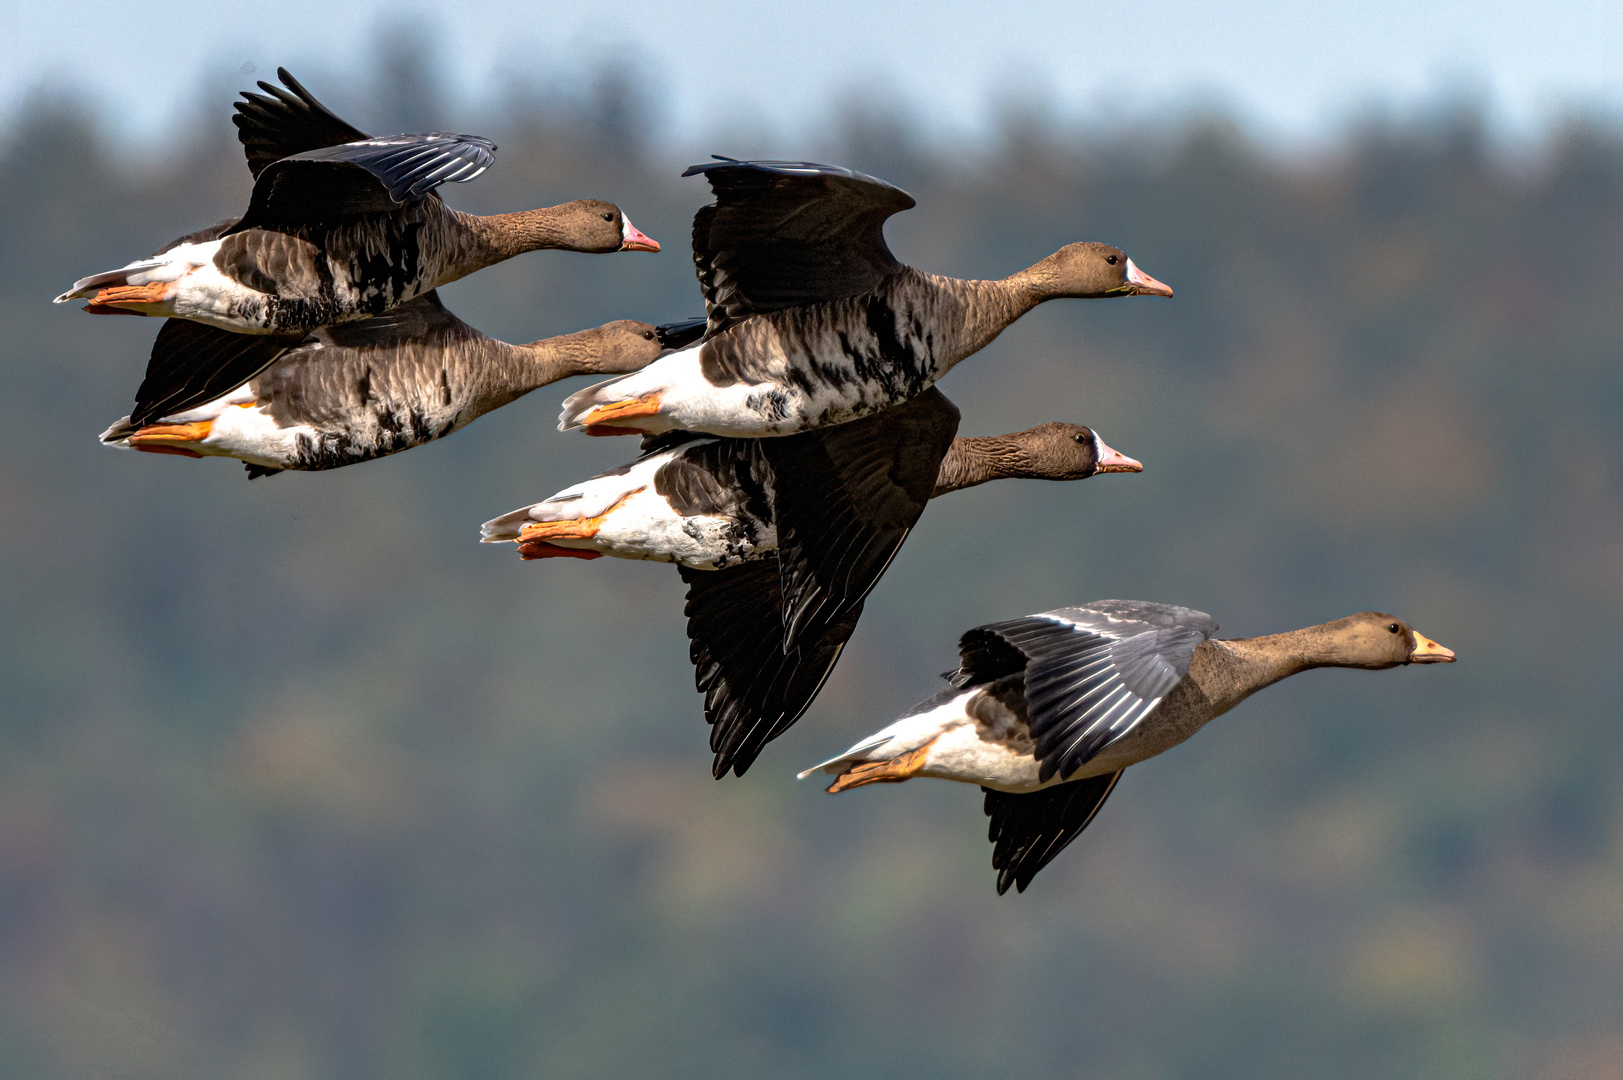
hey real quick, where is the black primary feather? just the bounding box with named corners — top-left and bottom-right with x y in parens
top-left (684, 157), bottom-right (915, 335)
top-left (233, 68), bottom-right (371, 178)
top-left (983, 772), bottom-right (1124, 895)
top-left (654, 317), bottom-right (707, 352)
top-left (131, 321), bottom-right (304, 426)
top-left (767, 387), bottom-right (959, 647)
top-left (680, 562), bottom-right (862, 778)
top-left (669, 389), bottom-right (959, 774)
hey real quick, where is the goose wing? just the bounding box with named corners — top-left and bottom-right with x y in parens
top-left (131, 291), bottom-right (469, 426)
top-left (132, 321), bottom-right (305, 426)
top-left (233, 67), bottom-right (372, 178)
top-left (684, 157), bottom-right (916, 334)
top-left (952, 601), bottom-right (1217, 783)
top-left (982, 772), bottom-right (1124, 895)
top-left (766, 387), bottom-right (960, 646)
top-left (654, 317), bottom-right (708, 353)
top-left (680, 561), bottom-right (863, 778)
top-left (236, 133), bottom-right (497, 229)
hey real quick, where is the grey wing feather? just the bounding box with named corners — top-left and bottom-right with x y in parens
top-left (961, 602), bottom-right (1216, 783)
top-left (237, 134), bottom-right (496, 227)
top-left (293, 134), bottom-right (497, 201)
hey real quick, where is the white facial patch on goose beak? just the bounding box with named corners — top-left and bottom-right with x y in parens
top-left (1092, 432), bottom-right (1143, 473)
top-left (619, 216), bottom-right (661, 252)
top-left (1124, 258), bottom-right (1173, 297)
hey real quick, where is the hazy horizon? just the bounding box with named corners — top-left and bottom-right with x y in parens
top-left (4, 0), bottom-right (1618, 156)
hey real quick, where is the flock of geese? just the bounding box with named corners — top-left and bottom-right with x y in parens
top-left (59, 69), bottom-right (1457, 894)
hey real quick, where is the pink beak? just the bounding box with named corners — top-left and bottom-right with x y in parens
top-left (620, 216), bottom-right (660, 253)
top-left (1125, 258), bottom-right (1173, 297)
top-left (1094, 436), bottom-right (1143, 473)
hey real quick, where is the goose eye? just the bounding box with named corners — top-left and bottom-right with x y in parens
top-left (602, 211), bottom-right (615, 222)
top-left (1387, 623), bottom-right (1400, 634)
top-left (643, 331), bottom-right (656, 340)
top-left (1106, 254), bottom-right (1118, 265)
top-left (1073, 432), bottom-right (1087, 444)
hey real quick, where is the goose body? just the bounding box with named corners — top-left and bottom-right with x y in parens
top-left (56, 69), bottom-right (658, 399)
top-left (487, 388), bottom-right (1143, 776)
top-left (482, 435), bottom-right (775, 567)
top-left (558, 159), bottom-right (1169, 439)
top-left (100, 294), bottom-right (698, 475)
top-left (802, 601), bottom-right (1457, 893)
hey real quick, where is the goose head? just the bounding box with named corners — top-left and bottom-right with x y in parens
top-left (1008, 423), bottom-right (1143, 478)
top-left (1313, 612), bottom-right (1457, 668)
top-left (580, 319), bottom-right (667, 374)
top-left (1037, 242), bottom-right (1173, 299)
top-left (554, 200), bottom-right (661, 253)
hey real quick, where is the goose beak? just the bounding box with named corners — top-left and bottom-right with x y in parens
top-left (1093, 437), bottom-right (1143, 473)
top-left (619, 216), bottom-right (661, 253)
top-left (1409, 631), bottom-right (1456, 663)
top-left (1124, 258), bottom-right (1173, 297)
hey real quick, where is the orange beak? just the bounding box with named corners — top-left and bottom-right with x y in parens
top-left (619, 216), bottom-right (660, 253)
top-left (1409, 630), bottom-right (1457, 663)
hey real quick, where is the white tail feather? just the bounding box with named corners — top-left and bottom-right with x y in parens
top-left (557, 373), bottom-right (636, 431)
top-left (480, 507), bottom-right (539, 543)
top-left (795, 735), bottom-right (894, 779)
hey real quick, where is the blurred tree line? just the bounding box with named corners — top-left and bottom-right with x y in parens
top-left (0, 40), bottom-right (1620, 1080)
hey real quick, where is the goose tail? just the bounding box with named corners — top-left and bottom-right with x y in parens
top-left (796, 734), bottom-right (894, 780)
top-left (558, 373), bottom-right (636, 431)
top-left (480, 506), bottom-right (539, 543)
top-left (558, 374), bottom-right (670, 436)
top-left (54, 257), bottom-right (171, 303)
top-left (99, 415), bottom-right (139, 447)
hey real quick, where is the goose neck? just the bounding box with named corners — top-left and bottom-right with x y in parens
top-left (455, 207), bottom-right (579, 266)
top-left (939, 275), bottom-right (1046, 360)
top-left (933, 435), bottom-right (1036, 496)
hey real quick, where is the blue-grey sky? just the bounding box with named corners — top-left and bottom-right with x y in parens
top-left (3, 0), bottom-right (1617, 148)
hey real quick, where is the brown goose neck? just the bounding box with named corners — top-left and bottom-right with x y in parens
top-left (933, 435), bottom-right (1039, 497)
top-left (941, 274), bottom-right (1046, 357)
top-left (1215, 622), bottom-right (1365, 688)
top-left (454, 207), bottom-right (583, 265)
top-left (508, 331), bottom-right (598, 388)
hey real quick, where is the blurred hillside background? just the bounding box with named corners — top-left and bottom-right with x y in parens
top-left (2, 10), bottom-right (1622, 1080)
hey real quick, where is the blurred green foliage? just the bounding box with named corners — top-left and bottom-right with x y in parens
top-left (1, 51), bottom-right (1620, 1080)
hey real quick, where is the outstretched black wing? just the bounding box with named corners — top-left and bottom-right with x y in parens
top-left (236, 133), bottom-right (497, 229)
top-left (680, 561), bottom-right (864, 778)
top-left (767, 387), bottom-right (960, 646)
top-left (983, 772), bottom-right (1124, 895)
top-left (684, 158), bottom-right (915, 334)
top-left (955, 602), bottom-right (1217, 783)
top-left (233, 67), bottom-right (372, 178)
